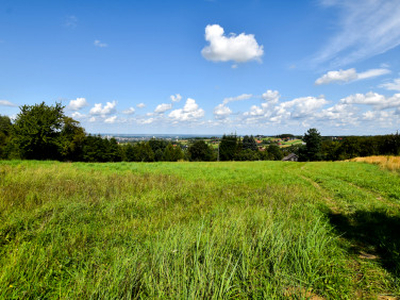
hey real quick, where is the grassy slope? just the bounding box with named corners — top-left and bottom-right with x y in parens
top-left (0, 160), bottom-right (399, 298)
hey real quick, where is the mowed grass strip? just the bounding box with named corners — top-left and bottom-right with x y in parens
top-left (0, 160), bottom-right (399, 298)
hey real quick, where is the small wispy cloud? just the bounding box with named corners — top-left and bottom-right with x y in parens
top-left (94, 40), bottom-right (108, 48)
top-left (64, 15), bottom-right (78, 28)
top-left (311, 0), bottom-right (400, 67)
top-left (122, 107), bottom-right (136, 115)
top-left (222, 93), bottom-right (253, 105)
top-left (170, 94), bottom-right (182, 102)
top-left (0, 100), bottom-right (17, 107)
top-left (379, 78), bottom-right (400, 91)
top-left (315, 68), bottom-right (390, 85)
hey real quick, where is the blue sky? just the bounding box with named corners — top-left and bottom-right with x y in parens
top-left (1, 0), bottom-right (400, 135)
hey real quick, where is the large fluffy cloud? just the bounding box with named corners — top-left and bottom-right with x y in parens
top-left (201, 24), bottom-right (264, 63)
top-left (276, 96), bottom-right (328, 119)
top-left (315, 68), bottom-right (390, 85)
top-left (89, 101), bottom-right (117, 116)
top-left (169, 98), bottom-right (204, 121)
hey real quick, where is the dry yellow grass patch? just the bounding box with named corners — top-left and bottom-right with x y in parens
top-left (350, 156), bottom-right (400, 171)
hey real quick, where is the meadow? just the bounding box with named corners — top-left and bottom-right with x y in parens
top-left (0, 160), bottom-right (399, 299)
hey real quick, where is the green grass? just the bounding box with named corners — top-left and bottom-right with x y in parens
top-left (1, 160), bottom-right (399, 298)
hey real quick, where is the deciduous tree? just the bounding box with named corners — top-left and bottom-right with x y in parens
top-left (13, 102), bottom-right (82, 160)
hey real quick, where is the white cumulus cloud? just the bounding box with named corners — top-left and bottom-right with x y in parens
top-left (245, 105), bottom-right (264, 117)
top-left (277, 96), bottom-right (328, 119)
top-left (105, 116), bottom-right (117, 124)
top-left (89, 101), bottom-right (117, 116)
top-left (340, 91), bottom-right (400, 110)
top-left (201, 24), bottom-right (264, 63)
top-left (71, 112), bottom-right (85, 119)
top-left (154, 103), bottom-right (172, 114)
top-left (242, 90), bottom-right (280, 118)
top-left (213, 103), bottom-right (232, 119)
top-left (170, 94), bottom-right (182, 102)
top-left (122, 107), bottom-right (135, 115)
top-left (137, 103), bottom-right (146, 108)
top-left (212, 93), bottom-right (254, 120)
top-left (68, 97), bottom-right (88, 111)
top-left (261, 90), bottom-right (280, 103)
top-left (169, 98), bottom-right (205, 121)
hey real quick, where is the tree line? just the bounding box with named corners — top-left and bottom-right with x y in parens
top-left (289, 128), bottom-right (400, 161)
top-left (1, 102), bottom-right (399, 162)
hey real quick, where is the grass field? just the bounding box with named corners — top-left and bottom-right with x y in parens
top-left (1, 160), bottom-right (399, 298)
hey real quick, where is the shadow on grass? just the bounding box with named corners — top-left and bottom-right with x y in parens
top-left (328, 210), bottom-right (400, 278)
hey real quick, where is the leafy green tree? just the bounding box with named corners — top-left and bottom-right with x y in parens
top-left (235, 149), bottom-right (260, 161)
top-left (302, 128), bottom-right (322, 161)
top-left (59, 117), bottom-right (86, 161)
top-left (122, 143), bottom-right (134, 161)
top-left (382, 133), bottom-right (400, 155)
top-left (171, 144), bottom-right (184, 161)
top-left (188, 140), bottom-right (213, 161)
top-left (148, 139), bottom-right (168, 153)
top-left (0, 115), bottom-right (13, 159)
top-left (163, 143), bottom-right (175, 161)
top-left (242, 135), bottom-right (258, 151)
top-left (335, 136), bottom-right (362, 160)
top-left (105, 138), bottom-right (122, 162)
top-left (133, 142), bottom-right (155, 162)
top-left (267, 144), bottom-right (283, 160)
top-left (321, 140), bottom-right (340, 161)
top-left (82, 135), bottom-right (108, 162)
top-left (219, 134), bottom-right (238, 161)
top-left (154, 148), bottom-right (164, 162)
top-left (13, 102), bottom-right (83, 160)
